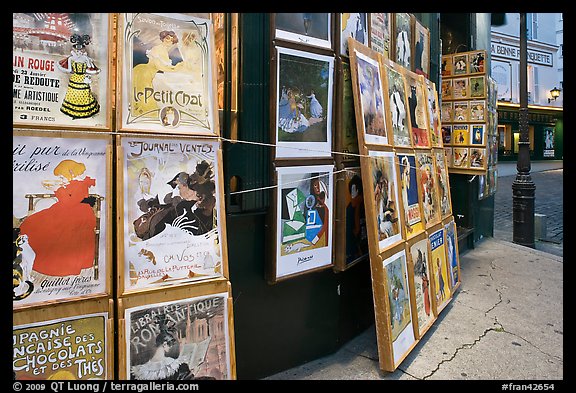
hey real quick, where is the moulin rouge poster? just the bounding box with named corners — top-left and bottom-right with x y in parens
top-left (13, 133), bottom-right (109, 307)
top-left (13, 13), bottom-right (111, 129)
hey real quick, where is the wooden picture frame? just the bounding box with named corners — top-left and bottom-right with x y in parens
top-left (270, 164), bottom-right (334, 282)
top-left (469, 75), bottom-right (486, 99)
top-left (452, 147), bottom-right (469, 169)
top-left (471, 124), bottom-right (486, 146)
top-left (453, 101), bottom-right (470, 123)
top-left (412, 18), bottom-right (430, 78)
top-left (470, 147), bottom-right (487, 169)
top-left (392, 13), bottom-right (413, 70)
top-left (335, 58), bottom-right (360, 165)
top-left (428, 224), bottom-right (452, 315)
top-left (415, 151), bottom-right (442, 229)
top-left (452, 53), bottom-right (469, 76)
top-left (469, 99), bottom-right (487, 122)
top-left (347, 39), bottom-right (392, 147)
top-left (369, 13), bottom-right (392, 59)
top-left (13, 129), bottom-right (112, 310)
top-left (13, 297), bottom-right (114, 380)
top-left (444, 217), bottom-right (462, 293)
top-left (445, 147), bottom-right (453, 167)
top-left (433, 149), bottom-right (453, 219)
top-left (116, 13), bottom-right (219, 136)
top-left (441, 79), bottom-right (453, 101)
top-left (406, 233), bottom-right (436, 339)
top-left (339, 13), bottom-right (369, 57)
top-left (273, 46), bottom-right (335, 159)
top-left (452, 124), bottom-right (470, 145)
top-left (333, 166), bottom-right (369, 271)
top-left (273, 13), bottom-right (333, 50)
top-left (403, 69), bottom-right (431, 148)
top-left (452, 77), bottom-right (469, 100)
top-left (468, 49), bottom-right (486, 74)
top-left (117, 278), bottom-right (236, 380)
top-left (424, 79), bottom-right (443, 148)
top-left (381, 57), bottom-right (413, 148)
top-left (116, 134), bottom-right (228, 295)
top-left (441, 54), bottom-right (452, 78)
top-left (13, 13), bottom-right (114, 131)
top-left (442, 125), bottom-right (453, 146)
top-left (396, 149), bottom-right (425, 241)
top-left (441, 101), bottom-right (454, 124)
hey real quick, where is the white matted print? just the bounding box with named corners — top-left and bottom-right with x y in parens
top-left (274, 13), bottom-right (332, 49)
top-left (275, 165), bottom-right (334, 279)
top-left (408, 237), bottom-right (434, 336)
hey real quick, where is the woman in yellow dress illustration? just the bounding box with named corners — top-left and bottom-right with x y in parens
top-left (57, 34), bottom-right (100, 119)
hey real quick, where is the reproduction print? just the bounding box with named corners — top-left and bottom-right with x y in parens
top-left (383, 249), bottom-right (415, 365)
top-left (119, 13), bottom-right (216, 134)
top-left (13, 133), bottom-right (109, 307)
top-left (343, 168), bottom-right (369, 265)
top-left (469, 100), bottom-right (486, 122)
top-left (452, 77), bottom-right (468, 99)
top-left (442, 125), bottom-right (453, 145)
top-left (275, 13), bottom-right (331, 49)
top-left (369, 13), bottom-right (392, 59)
top-left (413, 20), bottom-right (430, 78)
top-left (276, 165), bottom-right (334, 279)
top-left (369, 150), bottom-right (403, 252)
top-left (453, 101), bottom-right (469, 122)
top-left (452, 53), bottom-right (468, 76)
top-left (398, 153), bottom-right (424, 238)
top-left (452, 124), bottom-right (470, 145)
top-left (276, 47), bottom-right (334, 158)
top-left (441, 79), bottom-right (452, 101)
top-left (408, 238), bottom-right (434, 336)
top-left (13, 13), bottom-right (111, 129)
top-left (434, 151), bottom-right (452, 218)
top-left (470, 148), bottom-right (486, 169)
top-left (445, 147), bottom-right (453, 167)
top-left (405, 72), bottom-right (430, 147)
top-left (354, 50), bottom-right (389, 145)
top-left (341, 62), bottom-right (360, 159)
top-left (469, 75), bottom-right (486, 98)
top-left (469, 50), bottom-right (485, 74)
top-left (544, 127), bottom-right (555, 157)
top-left (424, 80), bottom-right (442, 148)
top-left (429, 227), bottom-right (451, 311)
top-left (452, 147), bottom-right (469, 168)
top-left (121, 137), bottom-right (224, 290)
top-left (385, 63), bottom-right (412, 147)
top-left (471, 124), bottom-right (486, 145)
top-left (416, 152), bottom-right (441, 227)
top-left (441, 55), bottom-right (452, 77)
top-left (13, 313), bottom-right (109, 380)
top-left (126, 293), bottom-right (232, 380)
top-left (441, 102), bottom-right (453, 124)
top-left (444, 220), bottom-right (460, 289)
top-left (341, 13), bottom-right (368, 56)
top-left (394, 13), bottom-right (412, 69)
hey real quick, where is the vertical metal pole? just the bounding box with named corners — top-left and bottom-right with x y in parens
top-left (512, 13), bottom-right (536, 248)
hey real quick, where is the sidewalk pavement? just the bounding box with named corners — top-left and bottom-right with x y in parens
top-left (265, 161), bottom-right (563, 381)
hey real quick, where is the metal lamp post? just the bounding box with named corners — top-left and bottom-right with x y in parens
top-left (512, 13), bottom-right (536, 248)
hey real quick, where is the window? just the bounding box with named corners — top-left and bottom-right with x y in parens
top-left (526, 13), bottom-right (538, 40)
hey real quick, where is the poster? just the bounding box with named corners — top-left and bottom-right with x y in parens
top-left (441, 79), bottom-right (452, 101)
top-left (441, 102), bottom-right (453, 124)
top-left (442, 125), bottom-right (453, 146)
top-left (470, 148), bottom-right (486, 169)
top-left (275, 13), bottom-right (331, 49)
top-left (429, 227), bottom-right (451, 311)
top-left (441, 54), bottom-right (452, 77)
top-left (469, 50), bottom-right (485, 74)
top-left (340, 61), bottom-right (360, 159)
top-left (397, 152), bottom-right (424, 238)
top-left (452, 77), bottom-right (469, 99)
top-left (13, 313), bottom-right (109, 380)
top-left (394, 13), bottom-right (412, 69)
top-left (471, 124), bottom-right (486, 145)
top-left (452, 124), bottom-right (470, 145)
top-left (408, 237), bottom-right (434, 336)
top-left (369, 13), bottom-right (392, 58)
top-left (275, 46), bottom-right (334, 158)
top-left (424, 80), bottom-right (442, 148)
top-left (469, 75), bottom-right (486, 98)
top-left (13, 13), bottom-right (111, 130)
top-left (444, 220), bottom-right (460, 289)
top-left (452, 147), bottom-right (469, 168)
top-left (543, 127), bottom-right (555, 157)
top-left (341, 13), bottom-right (368, 56)
top-left (383, 249), bottom-right (415, 365)
top-left (434, 150), bottom-right (452, 219)
top-left (415, 152), bottom-right (441, 228)
top-left (384, 61), bottom-right (412, 147)
top-left (275, 165), bottom-right (334, 279)
top-left (125, 292), bottom-right (232, 380)
top-left (13, 132), bottom-right (109, 307)
top-left (404, 71), bottom-right (430, 147)
top-left (453, 101), bottom-right (469, 122)
top-left (452, 53), bottom-right (468, 76)
top-left (413, 20), bottom-right (429, 78)
top-left (120, 136), bottom-right (224, 291)
top-left (470, 100), bottom-right (486, 122)
top-left (343, 168), bottom-right (369, 266)
top-left (368, 150), bottom-right (403, 252)
top-left (118, 13), bottom-right (217, 135)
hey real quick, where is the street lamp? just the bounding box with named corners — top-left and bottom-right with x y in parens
top-left (548, 87), bottom-right (561, 103)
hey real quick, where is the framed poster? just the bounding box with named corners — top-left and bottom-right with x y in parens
top-left (117, 135), bottom-right (227, 294)
top-left (441, 54), bottom-right (452, 77)
top-left (452, 77), bottom-right (469, 99)
top-left (340, 13), bottom-right (368, 57)
top-left (452, 53), bottom-right (468, 76)
top-left (471, 124), bottom-right (486, 146)
top-left (13, 297), bottom-right (113, 380)
top-left (441, 102), bottom-right (453, 124)
top-left (13, 13), bottom-right (113, 131)
top-left (407, 235), bottom-right (435, 338)
top-left (452, 124), bottom-right (470, 145)
top-left (452, 147), bottom-right (469, 169)
top-left (415, 151), bottom-right (442, 229)
top-left (445, 147), bottom-right (453, 167)
top-left (429, 225), bottom-right (451, 314)
top-left (334, 167), bottom-right (369, 271)
top-left (117, 13), bottom-right (219, 135)
top-left (470, 100), bottom-right (486, 122)
top-left (444, 218), bottom-right (461, 292)
top-left (412, 18), bottom-right (430, 78)
top-left (13, 129), bottom-right (111, 308)
top-left (369, 13), bottom-right (392, 59)
top-left (272, 165), bottom-right (334, 281)
top-left (274, 46), bottom-right (334, 159)
top-left (393, 13), bottom-right (412, 69)
top-left (442, 125), bottom-right (453, 146)
top-left (434, 150), bottom-right (453, 219)
top-left (469, 50), bottom-right (486, 74)
top-left (469, 75), bottom-right (486, 98)
top-left (336, 60), bottom-right (360, 162)
top-left (366, 150), bottom-right (404, 254)
top-left (397, 152), bottom-right (425, 240)
top-left (273, 13), bottom-right (332, 50)
top-left (470, 147), bottom-right (487, 169)
top-left (348, 40), bottom-right (391, 147)
top-left (404, 70), bottom-right (431, 148)
top-left (119, 280), bottom-right (235, 380)
top-left (424, 79), bottom-right (442, 148)
top-left (382, 58), bottom-right (413, 147)
top-left (453, 101), bottom-right (470, 122)
top-left (441, 79), bottom-right (453, 101)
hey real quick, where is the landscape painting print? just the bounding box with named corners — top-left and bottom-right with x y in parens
top-left (383, 249), bottom-right (415, 365)
top-left (275, 13), bottom-right (331, 49)
top-left (13, 13), bottom-right (111, 130)
top-left (275, 165), bottom-right (334, 279)
top-left (397, 153), bottom-right (424, 238)
top-left (276, 47), bottom-right (334, 158)
top-left (126, 293), bottom-right (232, 380)
top-left (13, 313), bottom-right (109, 380)
top-left (408, 237), bottom-right (434, 336)
top-left (119, 13), bottom-right (216, 135)
top-left (121, 136), bottom-right (224, 291)
top-left (368, 150), bottom-right (403, 253)
top-left (429, 227), bottom-right (451, 312)
top-left (13, 133), bottom-right (109, 307)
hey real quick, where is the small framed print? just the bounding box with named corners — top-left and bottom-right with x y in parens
top-left (441, 102), bottom-right (453, 124)
top-left (470, 147), bottom-right (487, 169)
top-left (415, 151), bottom-right (442, 229)
top-left (452, 77), bottom-right (469, 99)
top-left (441, 79), bottom-right (453, 101)
top-left (445, 147), bottom-right (453, 167)
top-left (397, 152), bottom-right (425, 239)
top-left (452, 124), bottom-right (470, 145)
top-left (469, 100), bottom-right (486, 122)
top-left (433, 150), bottom-right (452, 219)
top-left (403, 70), bottom-right (431, 148)
top-left (382, 58), bottom-right (413, 148)
top-left (442, 125), bottom-right (453, 146)
top-left (412, 18), bottom-right (430, 78)
top-left (429, 225), bottom-right (452, 314)
top-left (340, 13), bottom-right (369, 57)
top-left (469, 50), bottom-right (486, 74)
top-left (273, 13), bottom-right (332, 50)
top-left (369, 13), bottom-right (393, 59)
top-left (452, 53), bottom-right (468, 76)
top-left (424, 79), bottom-right (442, 148)
top-left (469, 75), bottom-right (486, 98)
top-left (471, 124), bottom-right (486, 145)
top-left (441, 54), bottom-right (452, 77)
top-left (444, 218), bottom-right (462, 292)
top-left (453, 101), bottom-right (469, 122)
top-left (393, 12), bottom-right (413, 70)
top-left (336, 59), bottom-right (360, 163)
top-left (452, 147), bottom-right (469, 168)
